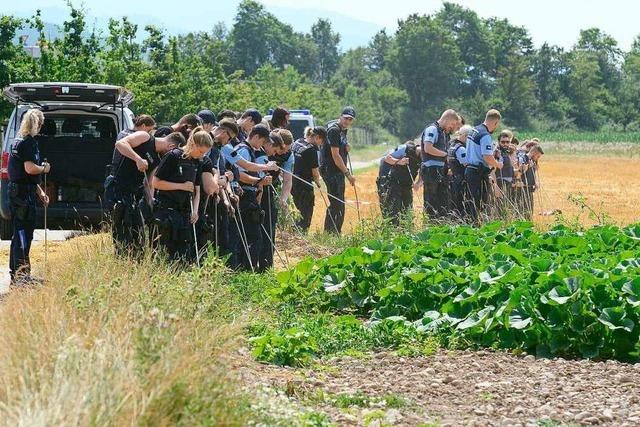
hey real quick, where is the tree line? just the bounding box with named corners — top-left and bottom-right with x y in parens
top-left (1, 1), bottom-right (640, 143)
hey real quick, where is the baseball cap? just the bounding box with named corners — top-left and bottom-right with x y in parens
top-left (197, 110), bottom-right (217, 125)
top-left (341, 106), bottom-right (356, 119)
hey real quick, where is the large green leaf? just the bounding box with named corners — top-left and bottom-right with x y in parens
top-left (598, 307), bottom-right (635, 332)
top-left (457, 306), bottom-right (494, 330)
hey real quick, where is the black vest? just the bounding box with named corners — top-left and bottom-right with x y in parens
top-left (112, 135), bottom-right (157, 193)
top-left (389, 143), bottom-right (421, 187)
top-left (447, 141), bottom-right (466, 178)
top-left (421, 122), bottom-right (449, 163)
top-left (156, 148), bottom-right (200, 210)
top-left (496, 148), bottom-right (514, 181)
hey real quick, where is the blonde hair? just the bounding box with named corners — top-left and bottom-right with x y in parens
top-left (454, 125), bottom-right (473, 140)
top-left (182, 126), bottom-right (213, 159)
top-left (271, 128), bottom-right (293, 146)
top-left (19, 109), bottom-right (45, 138)
top-left (486, 109), bottom-right (502, 121)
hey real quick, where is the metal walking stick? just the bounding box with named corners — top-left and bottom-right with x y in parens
top-left (347, 153), bottom-right (362, 223)
top-left (189, 194), bottom-right (200, 268)
top-left (43, 158), bottom-right (48, 281)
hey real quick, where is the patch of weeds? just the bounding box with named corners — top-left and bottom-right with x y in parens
top-left (363, 410), bottom-right (391, 427)
top-left (479, 392), bottom-right (494, 401)
top-left (382, 393), bottom-right (410, 409)
top-left (297, 410), bottom-right (333, 426)
top-left (333, 391), bottom-right (372, 409)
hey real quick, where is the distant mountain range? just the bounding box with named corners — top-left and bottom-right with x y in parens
top-left (8, 2), bottom-right (382, 51)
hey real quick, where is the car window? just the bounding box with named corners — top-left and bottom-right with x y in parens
top-left (41, 115), bottom-right (116, 139)
top-left (288, 119), bottom-right (311, 141)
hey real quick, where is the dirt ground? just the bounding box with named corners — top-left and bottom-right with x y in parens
top-left (238, 349), bottom-right (640, 426)
top-left (305, 154), bottom-right (640, 232)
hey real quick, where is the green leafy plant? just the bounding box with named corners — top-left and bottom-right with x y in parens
top-left (264, 222), bottom-right (640, 364)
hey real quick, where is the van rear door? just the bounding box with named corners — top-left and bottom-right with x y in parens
top-left (2, 82), bottom-right (133, 107)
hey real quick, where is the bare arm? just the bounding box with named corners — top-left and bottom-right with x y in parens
top-left (115, 131), bottom-right (152, 171)
top-left (236, 158), bottom-right (277, 172)
top-left (483, 155), bottom-right (503, 170)
top-left (330, 146), bottom-right (349, 174)
top-left (24, 161), bottom-right (47, 175)
top-left (280, 172), bottom-right (292, 202)
top-left (201, 171), bottom-right (219, 196)
top-left (311, 168), bottom-right (322, 188)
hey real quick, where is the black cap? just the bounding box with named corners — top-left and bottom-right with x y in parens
top-left (242, 108), bottom-right (263, 125)
top-left (341, 106), bottom-right (356, 119)
top-left (197, 110), bottom-right (217, 125)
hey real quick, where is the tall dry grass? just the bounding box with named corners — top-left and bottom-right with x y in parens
top-left (0, 234), bottom-right (257, 426)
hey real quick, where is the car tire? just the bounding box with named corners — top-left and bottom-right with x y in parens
top-left (0, 217), bottom-right (13, 240)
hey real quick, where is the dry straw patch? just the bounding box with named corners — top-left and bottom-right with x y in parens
top-left (0, 234), bottom-right (251, 426)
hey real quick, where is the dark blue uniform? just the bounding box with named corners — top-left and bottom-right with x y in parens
top-left (320, 120), bottom-right (348, 234)
top-left (464, 124), bottom-right (495, 223)
top-left (380, 143), bottom-right (420, 224)
top-left (447, 140), bottom-right (467, 219)
top-left (7, 135), bottom-right (43, 282)
top-left (230, 143), bottom-right (263, 271)
top-left (104, 134), bottom-right (159, 255)
top-left (420, 122), bottom-right (450, 219)
top-left (291, 139), bottom-right (319, 231)
top-left (152, 148), bottom-right (201, 263)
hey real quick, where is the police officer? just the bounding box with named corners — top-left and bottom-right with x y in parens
top-left (418, 110), bottom-right (461, 220)
top-left (7, 108), bottom-right (50, 285)
top-left (320, 107), bottom-right (356, 234)
top-left (447, 125), bottom-right (472, 220)
top-left (464, 109), bottom-right (503, 224)
top-left (105, 129), bottom-right (184, 255)
top-left (154, 113), bottom-right (201, 139)
top-left (515, 143), bottom-right (544, 220)
top-left (152, 127), bottom-right (213, 263)
top-left (230, 124), bottom-right (274, 271)
top-left (379, 141), bottom-right (421, 225)
top-left (270, 128), bottom-right (295, 211)
top-left (203, 119), bottom-right (239, 261)
top-left (117, 114), bottom-right (155, 140)
top-left (291, 126), bottom-right (326, 231)
top-left (495, 130), bottom-right (517, 217)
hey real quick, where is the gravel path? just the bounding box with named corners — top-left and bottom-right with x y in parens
top-left (238, 349), bottom-right (640, 426)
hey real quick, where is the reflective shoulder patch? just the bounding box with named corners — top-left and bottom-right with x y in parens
top-left (485, 145), bottom-right (492, 150)
top-left (461, 153), bottom-right (466, 158)
top-left (427, 133), bottom-right (435, 137)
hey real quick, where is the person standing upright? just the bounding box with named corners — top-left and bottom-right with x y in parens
top-left (464, 109), bottom-right (503, 224)
top-left (319, 107), bottom-right (356, 234)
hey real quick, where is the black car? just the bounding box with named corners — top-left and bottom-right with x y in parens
top-left (0, 82), bottom-right (135, 239)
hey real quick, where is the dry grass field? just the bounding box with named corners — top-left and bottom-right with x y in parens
top-left (305, 153), bottom-right (640, 232)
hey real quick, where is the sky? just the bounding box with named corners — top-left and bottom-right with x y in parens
top-left (4, 0), bottom-right (640, 51)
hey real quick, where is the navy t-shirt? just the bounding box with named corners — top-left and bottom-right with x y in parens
top-left (8, 135), bottom-right (42, 185)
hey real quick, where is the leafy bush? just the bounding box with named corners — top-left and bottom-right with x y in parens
top-left (270, 222), bottom-right (640, 362)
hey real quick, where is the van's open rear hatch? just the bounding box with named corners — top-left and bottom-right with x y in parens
top-left (2, 82), bottom-right (133, 107)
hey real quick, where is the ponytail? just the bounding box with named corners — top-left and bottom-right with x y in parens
top-left (182, 126), bottom-right (213, 159)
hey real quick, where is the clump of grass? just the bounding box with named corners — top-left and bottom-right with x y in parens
top-left (0, 234), bottom-right (269, 426)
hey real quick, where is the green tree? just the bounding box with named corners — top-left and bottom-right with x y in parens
top-left (388, 14), bottom-right (463, 136)
top-left (310, 19), bottom-right (340, 83)
top-left (436, 3), bottom-right (495, 97)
